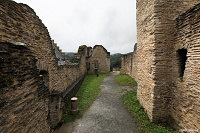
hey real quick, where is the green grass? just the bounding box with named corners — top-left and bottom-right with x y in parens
top-left (61, 73), bottom-right (110, 123)
top-left (115, 74), bottom-right (137, 86)
top-left (121, 90), bottom-right (177, 133)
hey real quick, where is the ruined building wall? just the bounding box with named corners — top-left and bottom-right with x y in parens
top-left (131, 50), bottom-right (138, 79)
top-left (171, 4), bottom-right (200, 129)
top-left (136, 0), bottom-right (200, 122)
top-left (88, 45), bottom-right (110, 74)
top-left (120, 44), bottom-right (138, 78)
top-left (136, 0), bottom-right (156, 121)
top-left (120, 56), bottom-right (126, 74)
top-left (120, 53), bottom-right (133, 76)
top-left (151, 0), bottom-right (200, 123)
top-left (0, 42), bottom-right (50, 133)
top-left (120, 0), bottom-right (200, 129)
top-left (0, 0), bottom-right (88, 130)
top-left (0, 0), bottom-right (87, 93)
top-left (121, 0), bottom-right (200, 129)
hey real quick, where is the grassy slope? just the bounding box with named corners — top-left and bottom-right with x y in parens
top-left (61, 73), bottom-right (109, 123)
top-left (115, 74), bottom-right (176, 133)
top-left (115, 74), bottom-right (137, 86)
top-left (121, 90), bottom-right (177, 133)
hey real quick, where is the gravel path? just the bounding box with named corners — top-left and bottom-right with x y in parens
top-left (55, 72), bottom-right (138, 133)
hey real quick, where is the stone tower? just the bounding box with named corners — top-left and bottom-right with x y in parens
top-left (136, 0), bottom-right (200, 126)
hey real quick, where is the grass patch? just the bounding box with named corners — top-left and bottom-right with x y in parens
top-left (61, 73), bottom-right (110, 123)
top-left (115, 74), bottom-right (137, 86)
top-left (121, 90), bottom-right (177, 133)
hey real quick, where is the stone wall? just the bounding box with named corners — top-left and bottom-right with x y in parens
top-left (87, 45), bottom-right (110, 74)
top-left (121, 0), bottom-right (200, 130)
top-left (171, 4), bottom-right (200, 130)
top-left (121, 44), bottom-right (138, 78)
top-left (0, 42), bottom-right (50, 133)
top-left (135, 0), bottom-right (156, 121)
top-left (0, 0), bottom-right (111, 131)
top-left (0, 0), bottom-right (88, 131)
top-left (151, 0), bottom-right (199, 123)
top-left (136, 0), bottom-right (200, 123)
top-left (120, 52), bottom-right (133, 75)
top-left (0, 0), bottom-right (87, 93)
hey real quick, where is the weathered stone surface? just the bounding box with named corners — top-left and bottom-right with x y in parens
top-left (121, 0), bottom-right (200, 130)
top-left (0, 42), bottom-right (50, 133)
top-left (121, 52), bottom-right (133, 76)
top-left (171, 3), bottom-right (200, 130)
top-left (0, 0), bottom-right (86, 93)
top-left (0, 0), bottom-right (111, 132)
top-left (87, 45), bottom-right (110, 74)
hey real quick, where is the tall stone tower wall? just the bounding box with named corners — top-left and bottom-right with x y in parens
top-left (136, 0), bottom-right (200, 129)
top-left (136, 0), bottom-right (157, 121)
top-left (152, 0), bottom-right (199, 122)
top-left (171, 4), bottom-right (200, 129)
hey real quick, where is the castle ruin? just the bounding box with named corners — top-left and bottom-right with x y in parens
top-left (121, 0), bottom-right (200, 130)
top-left (86, 45), bottom-right (110, 74)
top-left (0, 0), bottom-right (110, 132)
top-left (1, 0), bottom-right (200, 132)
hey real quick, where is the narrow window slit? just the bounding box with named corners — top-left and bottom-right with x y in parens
top-left (177, 48), bottom-right (187, 80)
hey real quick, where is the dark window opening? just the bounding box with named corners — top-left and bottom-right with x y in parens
top-left (40, 70), bottom-right (49, 87)
top-left (177, 49), bottom-right (187, 79)
top-left (94, 61), bottom-right (98, 70)
top-left (86, 62), bottom-right (90, 71)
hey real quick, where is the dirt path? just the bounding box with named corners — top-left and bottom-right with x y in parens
top-left (55, 72), bottom-right (138, 133)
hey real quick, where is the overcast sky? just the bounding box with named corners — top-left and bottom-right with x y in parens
top-left (14, 0), bottom-right (136, 54)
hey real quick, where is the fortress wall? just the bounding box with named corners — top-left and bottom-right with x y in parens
top-left (0, 42), bottom-right (50, 133)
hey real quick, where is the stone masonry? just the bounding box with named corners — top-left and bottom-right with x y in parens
top-left (0, 0), bottom-right (87, 130)
top-left (121, 1), bottom-right (200, 130)
top-left (0, 42), bottom-right (50, 133)
top-left (120, 52), bottom-right (133, 75)
top-left (0, 0), bottom-right (110, 132)
top-left (86, 45), bottom-right (110, 74)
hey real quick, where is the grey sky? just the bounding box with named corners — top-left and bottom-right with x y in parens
top-left (14, 0), bottom-right (136, 54)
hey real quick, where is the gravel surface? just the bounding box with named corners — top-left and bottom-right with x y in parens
top-left (55, 72), bottom-right (138, 133)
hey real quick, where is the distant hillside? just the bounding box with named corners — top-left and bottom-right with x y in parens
top-left (64, 52), bottom-right (76, 61)
top-left (110, 53), bottom-right (123, 70)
